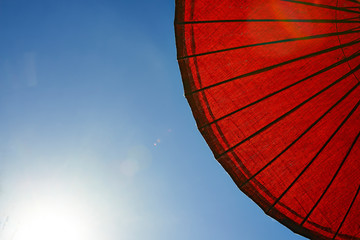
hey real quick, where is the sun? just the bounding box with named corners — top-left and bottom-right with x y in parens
top-left (12, 196), bottom-right (93, 240)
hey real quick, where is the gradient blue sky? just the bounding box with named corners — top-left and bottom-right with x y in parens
top-left (0, 1), bottom-right (306, 239)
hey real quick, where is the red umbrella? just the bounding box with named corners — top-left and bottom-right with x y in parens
top-left (175, 0), bottom-right (360, 239)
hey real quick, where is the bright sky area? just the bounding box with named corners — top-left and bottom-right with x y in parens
top-left (0, 1), bottom-right (307, 240)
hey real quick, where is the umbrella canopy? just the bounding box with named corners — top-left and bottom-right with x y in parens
top-left (175, 0), bottom-right (360, 239)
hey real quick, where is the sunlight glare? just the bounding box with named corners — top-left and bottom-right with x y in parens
top-left (13, 199), bottom-right (92, 240)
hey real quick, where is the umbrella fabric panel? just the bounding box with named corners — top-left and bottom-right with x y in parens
top-left (198, 63), bottom-right (357, 157)
top-left (175, 0), bottom-right (360, 239)
top-left (303, 132), bottom-right (360, 239)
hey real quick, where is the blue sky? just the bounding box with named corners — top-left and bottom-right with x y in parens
top-left (0, 1), bottom-right (306, 239)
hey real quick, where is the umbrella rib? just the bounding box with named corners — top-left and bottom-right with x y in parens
top-left (300, 131), bottom-right (360, 226)
top-left (198, 46), bottom-right (360, 130)
top-left (240, 74), bottom-right (360, 192)
top-left (282, 0), bottom-right (360, 13)
top-left (215, 63), bottom-right (360, 159)
top-left (188, 37), bottom-right (360, 95)
top-left (265, 92), bottom-right (360, 214)
top-left (176, 19), bottom-right (360, 24)
top-left (332, 185), bottom-right (360, 239)
top-left (178, 28), bottom-right (360, 60)
top-left (185, 33), bottom-right (360, 95)
top-left (344, 0), bottom-right (360, 5)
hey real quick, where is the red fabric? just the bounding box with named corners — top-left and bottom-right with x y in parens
top-left (175, 0), bottom-right (360, 239)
